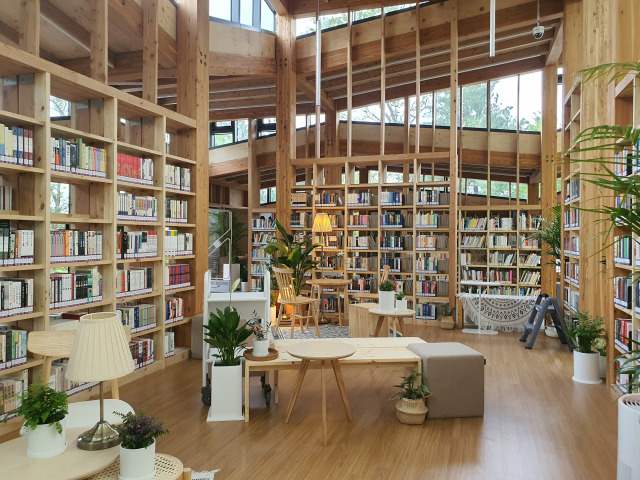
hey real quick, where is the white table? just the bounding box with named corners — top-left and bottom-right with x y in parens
top-left (459, 280), bottom-right (501, 335)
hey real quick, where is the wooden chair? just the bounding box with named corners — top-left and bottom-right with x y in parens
top-left (24, 326), bottom-right (134, 431)
top-left (273, 266), bottom-right (321, 338)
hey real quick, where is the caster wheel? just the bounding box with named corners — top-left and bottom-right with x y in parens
top-left (265, 389), bottom-right (271, 406)
top-left (201, 386), bottom-right (211, 406)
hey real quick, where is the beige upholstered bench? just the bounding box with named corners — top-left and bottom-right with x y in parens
top-left (408, 342), bottom-right (485, 419)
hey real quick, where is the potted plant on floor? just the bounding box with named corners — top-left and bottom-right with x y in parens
top-left (395, 291), bottom-right (407, 311)
top-left (378, 280), bottom-right (395, 313)
top-left (393, 371), bottom-right (430, 425)
top-left (439, 303), bottom-right (455, 330)
top-left (566, 312), bottom-right (605, 384)
top-left (16, 383), bottom-right (68, 458)
top-left (115, 409), bottom-right (168, 480)
top-left (203, 279), bottom-right (253, 421)
top-left (595, 338), bottom-right (607, 379)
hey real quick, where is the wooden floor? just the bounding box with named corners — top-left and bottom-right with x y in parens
top-left (71, 326), bottom-right (625, 478)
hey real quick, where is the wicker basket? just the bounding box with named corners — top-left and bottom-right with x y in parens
top-left (395, 398), bottom-right (428, 425)
top-left (440, 315), bottom-right (455, 330)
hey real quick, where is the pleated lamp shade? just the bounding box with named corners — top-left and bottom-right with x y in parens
top-left (66, 312), bottom-right (135, 382)
top-left (312, 213), bottom-right (332, 233)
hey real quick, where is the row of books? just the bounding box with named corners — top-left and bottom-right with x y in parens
top-left (347, 234), bottom-right (376, 250)
top-left (251, 247), bottom-right (269, 260)
top-left (380, 235), bottom-right (412, 251)
top-left (565, 261), bottom-right (579, 285)
top-left (0, 224), bottom-right (33, 264)
top-left (518, 214), bottom-right (542, 230)
top-left (51, 138), bottom-right (106, 177)
top-left (291, 192), bottom-right (310, 207)
top-left (117, 193), bottom-right (157, 221)
top-left (0, 125), bottom-right (33, 166)
top-left (615, 317), bottom-right (633, 351)
top-left (488, 269), bottom-right (516, 284)
top-left (562, 287), bottom-right (580, 311)
top-left (50, 269), bottom-right (102, 309)
top-left (564, 236), bottom-right (580, 256)
top-left (488, 234), bottom-right (517, 248)
top-left (165, 164), bottom-right (191, 191)
top-left (0, 329), bottom-right (27, 371)
top-left (488, 252), bottom-right (515, 266)
top-left (166, 296), bottom-right (184, 324)
top-left (461, 269), bottom-right (486, 282)
top-left (614, 276), bottom-right (633, 310)
top-left (461, 235), bottom-right (486, 248)
top-left (519, 236), bottom-right (540, 248)
top-left (117, 303), bottom-right (157, 333)
top-left (251, 263), bottom-right (267, 275)
top-left (49, 359), bottom-right (95, 395)
top-left (565, 178), bottom-right (580, 202)
top-left (317, 254), bottom-right (344, 270)
top-left (380, 256), bottom-right (413, 273)
top-left (165, 264), bottom-right (190, 288)
top-left (250, 277), bottom-right (264, 291)
top-left (166, 199), bottom-right (188, 222)
top-left (348, 277), bottom-right (374, 293)
top-left (252, 218), bottom-right (275, 230)
top-left (416, 279), bottom-right (449, 296)
top-left (416, 256), bottom-right (448, 273)
top-left (0, 176), bottom-right (12, 210)
top-left (117, 153), bottom-right (154, 185)
top-left (416, 213), bottom-right (449, 228)
top-left (416, 302), bottom-right (437, 319)
top-left (416, 189), bottom-right (449, 206)
top-left (0, 279), bottom-right (34, 315)
top-left (564, 208), bottom-right (580, 228)
top-left (0, 368), bottom-right (26, 415)
top-left (290, 212), bottom-right (311, 228)
top-left (461, 217), bottom-right (487, 230)
top-left (519, 270), bottom-right (541, 285)
top-left (314, 234), bottom-right (342, 249)
top-left (347, 192), bottom-right (377, 207)
top-left (315, 193), bottom-right (342, 207)
top-left (346, 255), bottom-right (378, 271)
top-left (117, 267), bottom-right (153, 297)
top-left (380, 213), bottom-right (412, 228)
top-left (165, 230), bottom-right (193, 256)
top-left (50, 229), bottom-right (102, 263)
top-left (347, 214), bottom-right (377, 228)
top-left (130, 338), bottom-right (154, 370)
top-left (614, 235), bottom-right (631, 264)
top-left (519, 253), bottom-right (541, 266)
top-left (614, 145), bottom-right (638, 177)
top-left (165, 331), bottom-right (175, 358)
top-left (117, 230), bottom-right (157, 259)
top-left (416, 234), bottom-right (449, 250)
top-left (318, 297), bottom-right (341, 313)
top-left (380, 192), bottom-right (412, 206)
top-left (488, 217), bottom-right (514, 231)
top-left (252, 232), bottom-right (274, 244)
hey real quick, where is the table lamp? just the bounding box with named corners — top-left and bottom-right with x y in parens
top-left (65, 312), bottom-right (135, 450)
top-left (312, 213), bottom-right (333, 324)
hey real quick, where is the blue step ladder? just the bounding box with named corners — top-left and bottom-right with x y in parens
top-left (519, 294), bottom-right (575, 350)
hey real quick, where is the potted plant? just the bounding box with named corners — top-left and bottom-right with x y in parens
top-left (115, 409), bottom-right (168, 480)
top-left (392, 371), bottom-right (431, 425)
top-left (378, 280), bottom-right (395, 313)
top-left (595, 337), bottom-right (607, 379)
top-left (566, 312), bottom-right (605, 384)
top-left (16, 383), bottom-right (68, 458)
top-left (395, 291), bottom-right (407, 311)
top-left (248, 312), bottom-right (270, 357)
top-left (203, 279), bottom-right (253, 421)
top-left (439, 303), bottom-right (455, 330)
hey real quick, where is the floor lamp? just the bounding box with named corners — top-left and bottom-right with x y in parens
top-left (312, 213), bottom-right (333, 324)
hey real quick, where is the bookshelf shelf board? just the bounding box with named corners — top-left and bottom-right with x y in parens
top-left (252, 227), bottom-right (275, 232)
top-left (0, 162), bottom-right (44, 175)
top-left (381, 182), bottom-right (413, 187)
top-left (132, 326), bottom-right (162, 338)
top-left (291, 227), bottom-right (311, 231)
top-left (292, 185), bottom-right (314, 190)
top-left (614, 262), bottom-right (633, 271)
top-left (0, 109), bottom-right (44, 127)
top-left (165, 153), bottom-right (196, 165)
top-left (115, 290), bottom-right (161, 302)
top-left (50, 124), bottom-right (114, 144)
top-left (416, 204), bottom-right (449, 209)
top-left (0, 212), bottom-right (43, 222)
top-left (347, 205), bottom-right (378, 210)
top-left (165, 222), bottom-right (196, 228)
top-left (488, 264), bottom-right (518, 269)
top-left (116, 220), bottom-right (162, 227)
top-left (346, 227), bottom-right (377, 231)
top-left (116, 256), bottom-right (162, 264)
top-left (314, 206), bottom-right (345, 211)
top-left (0, 310), bottom-right (43, 324)
top-left (519, 247), bottom-right (542, 251)
top-left (50, 299), bottom-right (110, 314)
top-left (416, 296), bottom-right (449, 302)
top-left (519, 283), bottom-right (541, 287)
top-left (346, 270), bottom-right (377, 274)
top-left (348, 292), bottom-right (377, 298)
top-left (461, 264), bottom-right (489, 268)
top-left (165, 316), bottom-right (192, 328)
top-left (415, 271), bottom-right (449, 276)
top-left (488, 247), bottom-right (517, 250)
top-left (165, 347), bottom-right (190, 367)
top-left (165, 254), bottom-right (195, 260)
top-left (50, 170), bottom-right (112, 185)
top-left (384, 272), bottom-right (413, 276)
top-left (0, 263), bottom-right (43, 272)
top-left (380, 227), bottom-right (414, 231)
top-left (461, 229), bottom-right (488, 233)
top-left (165, 188), bottom-right (196, 197)
top-left (51, 213), bottom-right (111, 224)
top-left (347, 184), bottom-right (378, 189)
top-left (117, 141), bottom-right (162, 157)
top-left (517, 265), bottom-right (541, 269)
top-left (316, 184), bottom-right (344, 189)
top-left (253, 206), bottom-right (276, 214)
top-left (117, 180), bottom-right (163, 192)
top-left (614, 304), bottom-right (633, 316)
top-left (0, 359), bottom-right (44, 378)
top-left (291, 206), bottom-right (312, 210)
top-left (416, 181), bottom-right (450, 187)
top-left (50, 259), bottom-right (111, 268)
top-left (416, 227), bottom-right (449, 232)
top-left (164, 285), bottom-right (195, 294)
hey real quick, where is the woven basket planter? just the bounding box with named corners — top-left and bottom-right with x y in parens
top-left (440, 316), bottom-right (455, 330)
top-left (395, 398), bottom-right (428, 425)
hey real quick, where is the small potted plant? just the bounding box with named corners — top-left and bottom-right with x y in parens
top-left (249, 312), bottom-right (270, 357)
top-left (595, 337), bottom-right (607, 379)
top-left (115, 409), bottom-right (168, 480)
top-left (16, 383), bottom-right (68, 459)
top-left (378, 280), bottom-right (395, 313)
top-left (439, 303), bottom-right (455, 330)
top-left (395, 291), bottom-right (407, 311)
top-left (566, 311), bottom-right (605, 384)
top-left (392, 371), bottom-right (431, 425)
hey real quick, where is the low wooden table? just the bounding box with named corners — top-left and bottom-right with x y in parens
top-left (285, 340), bottom-right (356, 446)
top-left (368, 307), bottom-right (415, 337)
top-left (309, 278), bottom-right (350, 326)
top-left (243, 337), bottom-right (425, 422)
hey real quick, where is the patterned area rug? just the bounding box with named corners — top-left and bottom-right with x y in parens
top-left (277, 323), bottom-right (350, 339)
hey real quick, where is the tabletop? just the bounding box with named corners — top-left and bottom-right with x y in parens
top-left (287, 340), bottom-right (357, 360)
top-left (0, 427), bottom-right (119, 480)
top-left (369, 308), bottom-right (415, 317)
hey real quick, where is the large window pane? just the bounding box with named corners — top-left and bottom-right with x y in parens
top-left (354, 9), bottom-right (380, 21)
top-left (211, 0), bottom-right (231, 21)
top-left (235, 120), bottom-right (248, 141)
top-left (240, 0), bottom-right (253, 26)
top-left (214, 133), bottom-right (233, 147)
top-left (296, 17), bottom-right (316, 36)
top-left (320, 13), bottom-right (347, 30)
top-left (462, 82), bottom-right (488, 129)
top-left (50, 96), bottom-right (70, 118)
top-left (261, 0), bottom-right (275, 31)
top-left (352, 105), bottom-right (381, 123)
top-left (490, 76), bottom-right (518, 130)
top-left (519, 71), bottom-right (542, 132)
top-left (418, 93), bottom-right (433, 126)
top-left (435, 90), bottom-right (450, 126)
top-left (385, 99), bottom-right (405, 125)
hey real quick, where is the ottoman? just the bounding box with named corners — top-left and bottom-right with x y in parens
top-left (408, 342), bottom-right (484, 419)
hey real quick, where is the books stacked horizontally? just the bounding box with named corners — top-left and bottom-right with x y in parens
top-left (117, 193), bottom-right (157, 221)
top-left (50, 229), bottom-right (102, 263)
top-left (117, 153), bottom-right (154, 185)
top-left (0, 329), bottom-right (27, 371)
top-left (164, 230), bottom-right (193, 256)
top-left (117, 303), bottom-right (157, 334)
top-left (165, 165), bottom-right (191, 191)
top-left (166, 198), bottom-right (188, 223)
top-left (117, 230), bottom-right (158, 259)
top-left (0, 223), bottom-right (33, 265)
top-left (130, 338), bottom-right (153, 369)
top-left (165, 296), bottom-right (184, 325)
top-left (50, 268), bottom-right (102, 310)
top-left (116, 267), bottom-right (153, 298)
top-left (165, 264), bottom-right (190, 290)
top-left (51, 138), bottom-right (106, 177)
top-left (0, 125), bottom-right (34, 166)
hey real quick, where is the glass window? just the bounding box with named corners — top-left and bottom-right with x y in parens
top-left (519, 71), bottom-right (542, 132)
top-left (320, 13), bottom-right (347, 30)
top-left (214, 133), bottom-right (233, 147)
top-left (240, 0), bottom-right (253, 26)
top-left (490, 76), bottom-right (518, 130)
top-left (466, 179), bottom-right (487, 196)
top-left (235, 120), bottom-right (248, 141)
top-left (261, 0), bottom-right (275, 31)
top-left (462, 82), bottom-right (488, 129)
top-left (50, 182), bottom-right (70, 214)
top-left (557, 83), bottom-right (563, 130)
top-left (259, 188), bottom-right (268, 205)
top-left (385, 98), bottom-right (405, 125)
top-left (435, 90), bottom-right (450, 127)
top-left (384, 5), bottom-right (414, 13)
top-left (354, 9), bottom-right (381, 21)
top-left (211, 0), bottom-right (231, 21)
top-left (296, 17), bottom-right (316, 36)
top-left (419, 93), bottom-right (433, 126)
top-left (352, 105), bottom-right (381, 123)
top-left (490, 181), bottom-right (510, 198)
top-left (50, 96), bottom-right (70, 118)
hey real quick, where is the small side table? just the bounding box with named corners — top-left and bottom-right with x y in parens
top-left (368, 308), bottom-right (415, 337)
top-left (285, 340), bottom-right (356, 446)
top-left (309, 278), bottom-right (350, 326)
top-left (90, 453), bottom-right (184, 480)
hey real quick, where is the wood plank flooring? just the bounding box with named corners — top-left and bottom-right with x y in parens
top-left (9, 325), bottom-right (620, 479)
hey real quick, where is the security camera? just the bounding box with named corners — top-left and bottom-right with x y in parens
top-left (532, 25), bottom-right (544, 39)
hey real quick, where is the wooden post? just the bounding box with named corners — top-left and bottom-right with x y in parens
top-left (380, 9), bottom-right (386, 155)
top-left (142, 0), bottom-right (159, 103)
top-left (90, 0), bottom-right (108, 83)
top-left (247, 118), bottom-right (259, 282)
top-left (19, 0), bottom-right (40, 56)
top-left (275, 14), bottom-right (296, 230)
top-left (541, 66), bottom-right (558, 297)
top-left (449, 0), bottom-right (459, 313)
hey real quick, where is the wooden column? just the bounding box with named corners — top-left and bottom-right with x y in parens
top-left (275, 14), bottom-right (296, 230)
top-left (449, 0), bottom-right (459, 311)
top-left (541, 66), bottom-right (558, 297)
top-left (247, 119), bottom-right (259, 277)
top-left (177, 0), bottom-right (209, 317)
top-left (380, 9), bottom-right (386, 155)
top-left (142, 0), bottom-right (159, 103)
top-left (19, 0), bottom-right (40, 56)
top-left (90, 0), bottom-right (108, 83)
top-left (324, 106), bottom-right (341, 184)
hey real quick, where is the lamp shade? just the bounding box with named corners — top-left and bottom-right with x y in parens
top-left (312, 213), bottom-right (333, 233)
top-left (66, 312), bottom-right (135, 383)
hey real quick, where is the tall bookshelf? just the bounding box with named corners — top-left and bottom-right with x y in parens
top-left (0, 44), bottom-right (197, 429)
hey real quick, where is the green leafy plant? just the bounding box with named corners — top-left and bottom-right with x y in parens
top-left (393, 371), bottom-right (430, 400)
top-left (248, 317), bottom-right (270, 341)
top-left (594, 337), bottom-right (607, 357)
top-left (565, 312), bottom-right (605, 354)
top-left (204, 306), bottom-right (253, 366)
top-left (16, 383), bottom-right (68, 434)
top-left (115, 409), bottom-right (168, 450)
top-left (270, 290), bottom-right (278, 307)
top-left (379, 280), bottom-right (395, 292)
top-left (264, 219), bottom-right (320, 295)
top-left (395, 291), bottom-right (405, 300)
top-left (530, 205), bottom-right (562, 263)
top-left (440, 303), bottom-right (454, 317)
top-left (209, 211), bottom-right (246, 262)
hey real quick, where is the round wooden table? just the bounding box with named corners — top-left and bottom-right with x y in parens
top-left (368, 307), bottom-right (415, 337)
top-left (285, 340), bottom-right (356, 446)
top-left (308, 278), bottom-right (350, 326)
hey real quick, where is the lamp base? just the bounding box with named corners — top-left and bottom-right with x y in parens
top-left (318, 315), bottom-right (331, 325)
top-left (77, 421), bottom-right (121, 450)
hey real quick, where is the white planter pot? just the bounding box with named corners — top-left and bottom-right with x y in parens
top-left (599, 355), bottom-right (607, 379)
top-left (378, 291), bottom-right (395, 313)
top-left (119, 440), bottom-right (156, 480)
top-left (207, 362), bottom-right (244, 421)
top-left (27, 419), bottom-right (67, 459)
top-left (253, 338), bottom-right (269, 357)
top-left (240, 282), bottom-right (250, 292)
top-left (572, 351), bottom-right (601, 384)
top-left (395, 299), bottom-right (408, 311)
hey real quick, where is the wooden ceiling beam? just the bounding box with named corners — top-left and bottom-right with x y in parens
top-left (0, 18), bottom-right (57, 63)
top-left (545, 19), bottom-right (563, 66)
top-left (268, 0), bottom-right (290, 16)
top-left (296, 75), bottom-right (334, 113)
